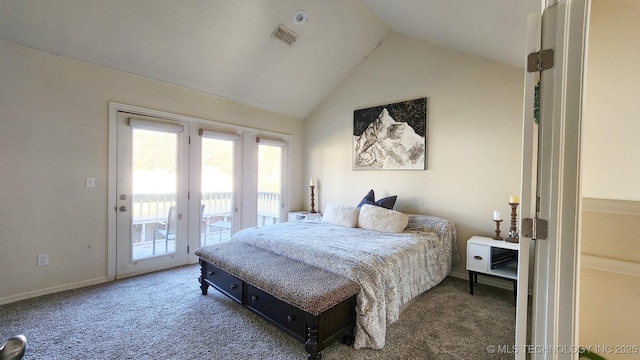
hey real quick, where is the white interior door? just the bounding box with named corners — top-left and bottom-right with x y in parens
top-left (514, 9), bottom-right (542, 360)
top-left (520, 1), bottom-right (589, 358)
top-left (115, 112), bottom-right (189, 278)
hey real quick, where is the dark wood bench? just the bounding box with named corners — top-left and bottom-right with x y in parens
top-left (195, 242), bottom-right (360, 360)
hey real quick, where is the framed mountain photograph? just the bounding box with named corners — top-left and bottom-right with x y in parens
top-left (353, 98), bottom-right (427, 170)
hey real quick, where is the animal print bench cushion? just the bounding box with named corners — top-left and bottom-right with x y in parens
top-left (195, 242), bottom-right (360, 316)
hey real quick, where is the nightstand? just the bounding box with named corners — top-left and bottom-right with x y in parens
top-left (287, 211), bottom-right (322, 222)
top-left (466, 236), bottom-right (518, 303)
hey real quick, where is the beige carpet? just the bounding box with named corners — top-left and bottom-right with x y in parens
top-left (0, 265), bottom-right (516, 359)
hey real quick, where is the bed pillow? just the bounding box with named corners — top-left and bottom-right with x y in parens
top-left (372, 195), bottom-right (397, 209)
top-left (357, 204), bottom-right (409, 233)
top-left (322, 203), bottom-right (360, 228)
top-left (356, 189), bottom-right (375, 208)
top-left (356, 190), bottom-right (397, 209)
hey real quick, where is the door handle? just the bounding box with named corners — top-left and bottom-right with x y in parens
top-left (119, 206), bottom-right (128, 212)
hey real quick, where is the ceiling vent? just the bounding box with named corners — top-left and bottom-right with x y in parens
top-left (271, 23), bottom-right (298, 46)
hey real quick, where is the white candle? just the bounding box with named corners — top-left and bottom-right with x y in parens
top-left (510, 196), bottom-right (519, 204)
top-left (493, 211), bottom-right (501, 221)
top-left (309, 178), bottom-right (314, 186)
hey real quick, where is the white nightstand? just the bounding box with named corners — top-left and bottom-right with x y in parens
top-left (287, 211), bottom-right (322, 222)
top-left (466, 236), bottom-right (518, 303)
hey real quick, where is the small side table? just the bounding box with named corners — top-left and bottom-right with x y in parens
top-left (287, 211), bottom-right (322, 222)
top-left (466, 236), bottom-right (518, 304)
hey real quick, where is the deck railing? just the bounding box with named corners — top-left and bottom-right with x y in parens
top-left (257, 191), bottom-right (281, 226)
top-left (131, 192), bottom-right (280, 242)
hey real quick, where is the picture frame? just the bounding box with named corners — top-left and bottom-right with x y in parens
top-left (353, 97), bottom-right (427, 170)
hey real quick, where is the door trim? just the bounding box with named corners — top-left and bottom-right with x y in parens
top-left (529, 1), bottom-right (589, 358)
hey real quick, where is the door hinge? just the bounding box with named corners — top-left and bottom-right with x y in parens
top-left (521, 218), bottom-right (548, 240)
top-left (187, 245), bottom-right (190, 254)
top-left (527, 49), bottom-right (554, 73)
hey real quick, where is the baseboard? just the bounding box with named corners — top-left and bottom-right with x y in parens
top-left (0, 276), bottom-right (110, 306)
top-left (581, 197), bottom-right (639, 277)
top-left (581, 254), bottom-right (640, 278)
top-left (448, 270), bottom-right (515, 291)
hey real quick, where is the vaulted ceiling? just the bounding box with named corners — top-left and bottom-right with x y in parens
top-left (0, 0), bottom-right (540, 119)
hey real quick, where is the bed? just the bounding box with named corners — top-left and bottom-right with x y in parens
top-left (222, 204), bottom-right (459, 350)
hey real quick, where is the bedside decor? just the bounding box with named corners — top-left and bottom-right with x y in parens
top-left (492, 211), bottom-right (503, 240)
top-left (505, 196), bottom-right (519, 243)
top-left (353, 98), bottom-right (427, 170)
top-left (309, 178), bottom-right (317, 213)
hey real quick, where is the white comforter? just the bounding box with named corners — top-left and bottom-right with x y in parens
top-left (230, 214), bottom-right (458, 349)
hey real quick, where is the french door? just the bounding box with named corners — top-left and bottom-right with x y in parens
top-left (115, 112), bottom-right (189, 277)
top-left (256, 137), bottom-right (286, 227)
top-left (109, 103), bottom-right (289, 278)
top-left (195, 129), bottom-right (240, 247)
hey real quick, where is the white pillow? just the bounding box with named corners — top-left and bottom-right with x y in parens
top-left (357, 204), bottom-right (409, 233)
top-left (322, 203), bottom-right (360, 228)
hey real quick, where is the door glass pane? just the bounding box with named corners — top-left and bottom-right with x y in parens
top-left (257, 144), bottom-right (282, 227)
top-left (131, 129), bottom-right (177, 260)
top-left (201, 138), bottom-right (234, 245)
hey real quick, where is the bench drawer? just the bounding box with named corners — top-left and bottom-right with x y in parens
top-left (203, 264), bottom-right (243, 303)
top-left (246, 284), bottom-right (307, 340)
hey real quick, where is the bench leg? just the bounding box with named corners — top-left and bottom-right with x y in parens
top-left (305, 326), bottom-right (321, 360)
top-left (199, 260), bottom-right (209, 295)
top-left (199, 276), bottom-right (209, 295)
top-left (341, 330), bottom-right (355, 346)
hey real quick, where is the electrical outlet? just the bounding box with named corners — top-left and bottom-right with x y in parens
top-left (38, 254), bottom-right (49, 267)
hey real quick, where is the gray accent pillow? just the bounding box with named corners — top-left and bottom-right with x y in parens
top-left (356, 189), bottom-right (397, 209)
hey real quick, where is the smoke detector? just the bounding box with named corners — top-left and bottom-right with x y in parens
top-left (293, 10), bottom-right (307, 25)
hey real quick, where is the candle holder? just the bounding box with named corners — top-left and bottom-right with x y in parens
top-left (310, 185), bottom-right (317, 213)
top-left (493, 220), bottom-right (503, 240)
top-left (505, 202), bottom-right (519, 243)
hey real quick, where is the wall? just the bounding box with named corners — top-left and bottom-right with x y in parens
top-left (579, 0), bottom-right (640, 357)
top-left (579, 199), bottom-right (640, 358)
top-left (304, 31), bottom-right (524, 276)
top-left (581, 0), bottom-right (640, 201)
top-left (0, 39), bottom-right (304, 303)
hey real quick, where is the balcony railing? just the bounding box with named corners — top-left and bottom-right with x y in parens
top-left (131, 192), bottom-right (280, 244)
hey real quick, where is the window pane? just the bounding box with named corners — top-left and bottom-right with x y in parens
top-left (131, 129), bottom-right (177, 260)
top-left (201, 138), bottom-right (234, 245)
top-left (257, 144), bottom-right (282, 226)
